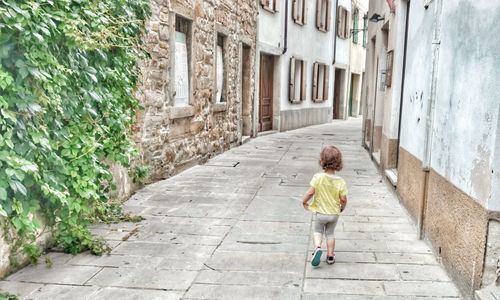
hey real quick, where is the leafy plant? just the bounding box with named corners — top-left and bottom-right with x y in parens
top-left (0, 291), bottom-right (18, 300)
top-left (0, 0), bottom-right (149, 258)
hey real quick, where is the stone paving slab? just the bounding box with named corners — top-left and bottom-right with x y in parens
top-left (86, 267), bottom-right (198, 290)
top-left (5, 265), bottom-right (102, 285)
top-left (0, 119), bottom-right (463, 299)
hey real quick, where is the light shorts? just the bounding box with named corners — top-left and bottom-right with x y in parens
top-left (313, 212), bottom-right (339, 240)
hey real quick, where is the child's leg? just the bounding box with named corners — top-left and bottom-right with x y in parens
top-left (324, 215), bottom-right (339, 256)
top-left (312, 213), bottom-right (327, 248)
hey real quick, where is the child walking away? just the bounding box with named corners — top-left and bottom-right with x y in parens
top-left (302, 146), bottom-right (348, 267)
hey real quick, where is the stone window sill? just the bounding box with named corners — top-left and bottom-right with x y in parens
top-left (213, 103), bottom-right (227, 112)
top-left (170, 105), bottom-right (195, 119)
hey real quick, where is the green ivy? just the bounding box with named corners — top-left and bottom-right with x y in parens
top-left (0, 0), bottom-right (149, 256)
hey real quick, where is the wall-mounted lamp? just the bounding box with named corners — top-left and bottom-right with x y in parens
top-left (369, 13), bottom-right (385, 23)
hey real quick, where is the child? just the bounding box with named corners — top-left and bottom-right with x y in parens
top-left (302, 145), bottom-right (347, 266)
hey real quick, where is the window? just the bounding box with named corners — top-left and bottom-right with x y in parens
top-left (215, 34), bottom-right (226, 103)
top-left (336, 6), bottom-right (350, 39)
top-left (289, 57), bottom-right (306, 103)
top-left (385, 50), bottom-right (394, 88)
top-left (292, 0), bottom-right (307, 25)
top-left (362, 14), bottom-right (367, 47)
top-left (260, 0), bottom-right (278, 13)
top-left (352, 8), bottom-right (359, 44)
top-left (316, 0), bottom-right (331, 32)
top-left (312, 62), bottom-right (329, 102)
top-left (174, 16), bottom-right (192, 106)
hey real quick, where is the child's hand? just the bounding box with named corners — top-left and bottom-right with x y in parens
top-left (302, 202), bottom-right (309, 210)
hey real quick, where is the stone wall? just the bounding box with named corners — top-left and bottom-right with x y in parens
top-left (130, 0), bottom-right (257, 186)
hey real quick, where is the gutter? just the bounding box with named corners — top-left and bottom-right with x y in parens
top-left (396, 0), bottom-right (410, 166)
top-left (282, 0), bottom-right (289, 54)
top-left (332, 0), bottom-right (339, 64)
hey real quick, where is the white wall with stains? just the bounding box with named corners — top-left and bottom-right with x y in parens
top-left (400, 0), bottom-right (500, 208)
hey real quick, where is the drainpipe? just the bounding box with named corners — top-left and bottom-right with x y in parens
top-left (282, 0), bottom-right (289, 54)
top-left (332, 0), bottom-right (339, 64)
top-left (396, 0), bottom-right (410, 167)
top-left (253, 0), bottom-right (261, 137)
top-left (418, 0), bottom-right (443, 239)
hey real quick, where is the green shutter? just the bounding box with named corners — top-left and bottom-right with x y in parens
top-left (362, 14), bottom-right (367, 47)
top-left (353, 9), bottom-right (359, 44)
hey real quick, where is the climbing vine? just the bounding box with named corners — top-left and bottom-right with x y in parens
top-left (0, 0), bottom-right (149, 257)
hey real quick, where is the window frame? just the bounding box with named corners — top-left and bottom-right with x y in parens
top-left (172, 14), bottom-right (193, 107)
top-left (336, 6), bottom-right (350, 40)
top-left (352, 8), bottom-right (359, 44)
top-left (215, 33), bottom-right (227, 104)
top-left (260, 0), bottom-right (279, 13)
top-left (316, 0), bottom-right (331, 32)
top-left (312, 62), bottom-right (329, 102)
top-left (292, 0), bottom-right (308, 26)
top-left (289, 57), bottom-right (307, 104)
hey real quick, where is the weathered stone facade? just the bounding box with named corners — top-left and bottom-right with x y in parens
top-left (132, 0), bottom-right (257, 184)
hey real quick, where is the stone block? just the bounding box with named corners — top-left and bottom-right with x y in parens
top-left (6, 265), bottom-right (101, 285)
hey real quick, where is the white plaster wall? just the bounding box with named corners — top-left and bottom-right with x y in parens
top-left (334, 0), bottom-right (351, 66)
top-left (383, 0), bottom-right (407, 139)
top-left (279, 0), bottom-right (337, 111)
top-left (398, 0), bottom-right (435, 160)
top-left (491, 108), bottom-right (500, 210)
top-left (349, 0), bottom-right (368, 74)
top-left (258, 1), bottom-right (284, 50)
top-left (429, 0), bottom-right (500, 207)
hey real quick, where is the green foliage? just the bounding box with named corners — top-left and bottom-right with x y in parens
top-left (0, 291), bottom-right (18, 300)
top-left (131, 165), bottom-right (150, 184)
top-left (0, 0), bottom-right (149, 257)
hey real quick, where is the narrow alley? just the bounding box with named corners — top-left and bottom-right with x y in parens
top-left (0, 119), bottom-right (461, 299)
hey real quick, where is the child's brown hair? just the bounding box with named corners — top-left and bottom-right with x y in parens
top-left (319, 145), bottom-right (343, 171)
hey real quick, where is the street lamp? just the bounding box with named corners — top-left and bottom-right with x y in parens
top-left (369, 13), bottom-right (385, 23)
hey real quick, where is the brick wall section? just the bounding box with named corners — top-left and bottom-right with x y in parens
top-left (133, 0), bottom-right (257, 182)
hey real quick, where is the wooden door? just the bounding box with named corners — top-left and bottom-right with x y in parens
top-left (333, 69), bottom-right (342, 119)
top-left (259, 55), bottom-right (274, 132)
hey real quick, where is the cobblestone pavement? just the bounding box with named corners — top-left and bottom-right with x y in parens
top-left (0, 118), bottom-right (462, 299)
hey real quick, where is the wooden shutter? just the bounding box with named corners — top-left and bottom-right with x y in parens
top-left (274, 0), bottom-right (279, 12)
top-left (325, 0), bottom-right (332, 31)
top-left (337, 6), bottom-right (343, 37)
top-left (316, 0), bottom-right (321, 29)
top-left (303, 0), bottom-right (308, 25)
top-left (312, 63), bottom-right (319, 100)
top-left (292, 0), bottom-right (298, 22)
top-left (289, 57), bottom-right (296, 102)
top-left (300, 60), bottom-right (307, 101)
top-left (323, 65), bottom-right (329, 101)
top-left (345, 9), bottom-right (350, 39)
top-left (260, 0), bottom-right (267, 7)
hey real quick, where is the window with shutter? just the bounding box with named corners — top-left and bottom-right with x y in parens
top-left (316, 0), bottom-right (331, 32)
top-left (352, 8), bottom-right (359, 44)
top-left (261, 0), bottom-right (278, 13)
top-left (293, 0), bottom-right (307, 25)
top-left (337, 6), bottom-right (345, 38)
top-left (289, 57), bottom-right (306, 103)
top-left (312, 62), bottom-right (329, 102)
top-left (362, 14), bottom-right (367, 47)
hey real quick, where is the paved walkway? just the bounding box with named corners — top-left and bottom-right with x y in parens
top-left (0, 119), bottom-right (462, 299)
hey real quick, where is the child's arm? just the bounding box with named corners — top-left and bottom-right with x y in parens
top-left (340, 195), bottom-right (347, 212)
top-left (302, 187), bottom-right (315, 209)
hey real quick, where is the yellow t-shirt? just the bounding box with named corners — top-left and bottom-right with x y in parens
top-left (308, 173), bottom-right (348, 215)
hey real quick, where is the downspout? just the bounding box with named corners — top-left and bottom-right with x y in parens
top-left (253, 0), bottom-right (261, 137)
top-left (282, 0), bottom-right (289, 54)
top-left (332, 0), bottom-right (339, 64)
top-left (418, 0), bottom-right (443, 239)
top-left (396, 0), bottom-right (410, 167)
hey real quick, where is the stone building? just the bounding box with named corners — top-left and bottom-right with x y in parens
top-left (255, 0), bottom-right (356, 133)
top-left (348, 0), bottom-right (368, 118)
top-left (112, 0), bottom-right (258, 193)
top-left (363, 0), bottom-right (500, 298)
